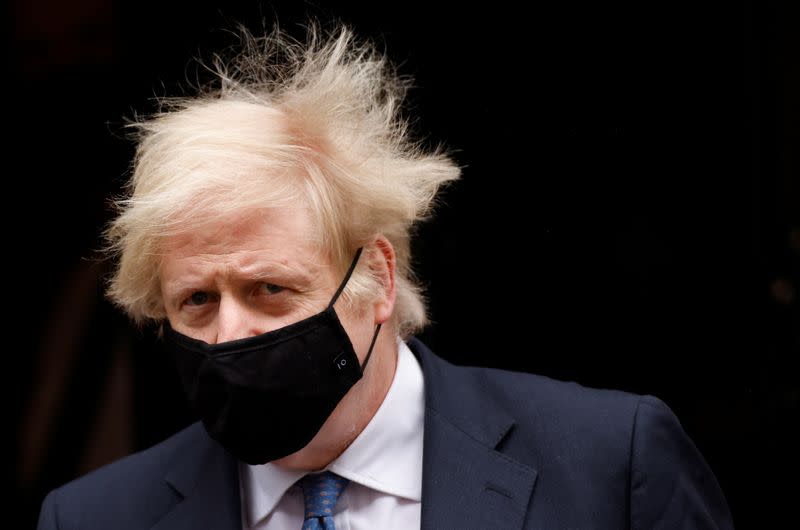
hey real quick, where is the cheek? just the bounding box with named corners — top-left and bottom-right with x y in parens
top-left (165, 313), bottom-right (213, 343)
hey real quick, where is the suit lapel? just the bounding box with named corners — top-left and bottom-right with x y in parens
top-left (151, 426), bottom-right (241, 530)
top-left (409, 339), bottom-right (539, 530)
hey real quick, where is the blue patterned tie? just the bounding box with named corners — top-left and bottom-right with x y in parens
top-left (299, 471), bottom-right (350, 530)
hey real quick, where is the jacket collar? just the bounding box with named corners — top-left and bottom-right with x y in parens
top-left (407, 337), bottom-right (539, 530)
top-left (152, 424), bottom-right (241, 530)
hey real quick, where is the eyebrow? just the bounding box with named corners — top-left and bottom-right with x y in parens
top-left (242, 264), bottom-right (314, 284)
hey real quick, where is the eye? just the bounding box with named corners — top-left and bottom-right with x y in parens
top-left (260, 282), bottom-right (285, 295)
top-left (186, 291), bottom-right (211, 306)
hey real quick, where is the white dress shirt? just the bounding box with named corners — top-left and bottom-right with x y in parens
top-left (240, 339), bottom-right (425, 530)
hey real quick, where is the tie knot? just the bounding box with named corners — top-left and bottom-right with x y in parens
top-left (299, 471), bottom-right (350, 519)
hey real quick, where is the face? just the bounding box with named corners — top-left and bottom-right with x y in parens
top-left (159, 206), bottom-right (396, 469)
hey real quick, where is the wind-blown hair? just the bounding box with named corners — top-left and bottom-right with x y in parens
top-left (104, 25), bottom-right (460, 337)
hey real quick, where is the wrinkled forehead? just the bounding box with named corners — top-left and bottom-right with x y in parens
top-left (158, 205), bottom-right (325, 264)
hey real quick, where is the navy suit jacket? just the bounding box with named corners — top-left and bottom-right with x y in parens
top-left (38, 338), bottom-right (734, 529)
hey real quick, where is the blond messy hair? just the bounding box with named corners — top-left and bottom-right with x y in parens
top-left (104, 25), bottom-right (460, 337)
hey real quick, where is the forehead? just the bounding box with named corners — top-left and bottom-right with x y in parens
top-left (159, 206), bottom-right (323, 271)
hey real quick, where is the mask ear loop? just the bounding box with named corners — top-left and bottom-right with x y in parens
top-left (327, 247), bottom-right (363, 309)
top-left (361, 322), bottom-right (382, 370)
top-left (327, 247), bottom-right (382, 370)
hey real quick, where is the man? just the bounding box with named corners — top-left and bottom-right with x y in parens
top-left (38, 26), bottom-right (734, 529)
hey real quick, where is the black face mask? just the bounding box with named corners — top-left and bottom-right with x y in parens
top-left (164, 248), bottom-right (381, 465)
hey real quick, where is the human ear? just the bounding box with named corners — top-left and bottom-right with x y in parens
top-left (369, 235), bottom-right (396, 324)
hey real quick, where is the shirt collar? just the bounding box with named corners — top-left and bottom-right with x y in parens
top-left (240, 338), bottom-right (425, 527)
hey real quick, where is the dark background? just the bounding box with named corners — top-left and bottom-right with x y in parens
top-left (9, 0), bottom-right (799, 528)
